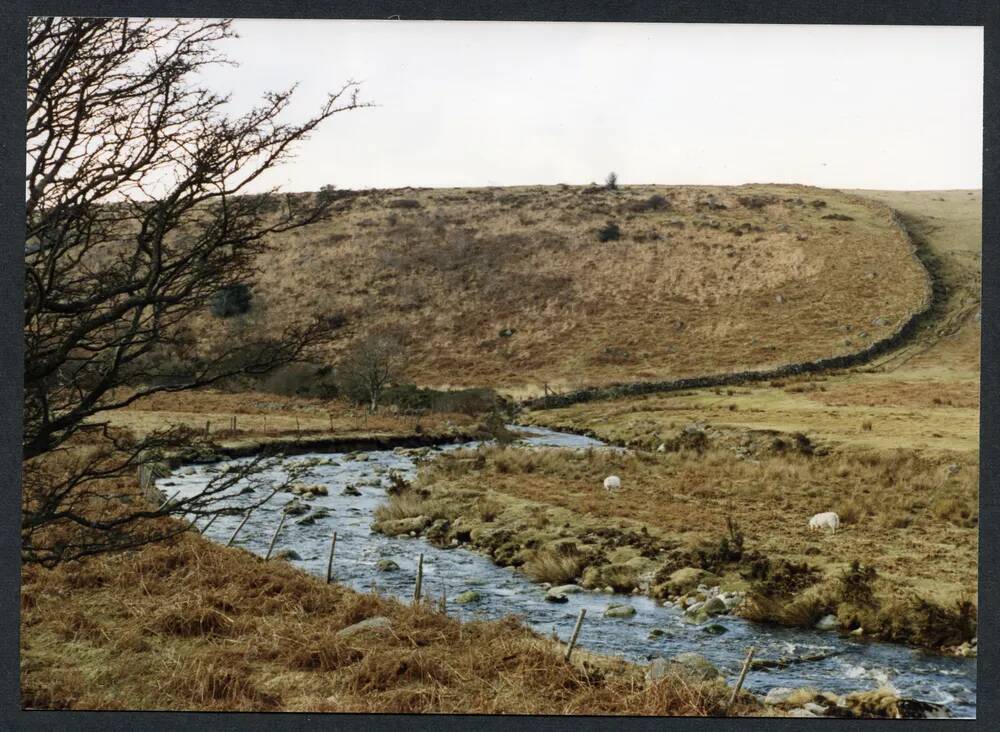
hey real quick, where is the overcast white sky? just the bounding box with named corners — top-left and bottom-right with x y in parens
top-left (197, 20), bottom-right (983, 191)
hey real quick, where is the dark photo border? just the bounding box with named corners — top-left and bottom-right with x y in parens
top-left (1, 2), bottom-right (995, 730)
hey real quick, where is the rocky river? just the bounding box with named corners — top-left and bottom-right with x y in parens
top-left (157, 426), bottom-right (976, 718)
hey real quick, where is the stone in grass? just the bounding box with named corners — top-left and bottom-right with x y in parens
top-left (455, 590), bottom-right (481, 604)
top-left (667, 652), bottom-right (722, 681)
top-left (604, 603), bottom-right (637, 619)
top-left (375, 559), bottom-right (400, 572)
top-left (336, 616), bottom-right (392, 639)
top-left (646, 653), bottom-right (721, 684)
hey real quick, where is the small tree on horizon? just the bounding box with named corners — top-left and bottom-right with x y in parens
top-left (605, 171), bottom-right (618, 190)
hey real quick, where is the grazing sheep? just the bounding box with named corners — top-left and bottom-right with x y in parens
top-left (808, 511), bottom-right (840, 533)
top-left (603, 475), bottom-right (621, 492)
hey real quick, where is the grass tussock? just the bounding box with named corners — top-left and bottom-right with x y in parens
top-left (523, 549), bottom-right (586, 585)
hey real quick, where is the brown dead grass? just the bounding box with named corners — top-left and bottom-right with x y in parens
top-left (20, 532), bottom-right (765, 715)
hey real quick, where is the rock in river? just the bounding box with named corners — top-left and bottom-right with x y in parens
top-left (550, 584), bottom-right (584, 595)
top-left (604, 603), bottom-right (636, 619)
top-left (702, 596), bottom-right (728, 616)
top-left (272, 548), bottom-right (301, 561)
top-left (375, 559), bottom-right (400, 572)
top-left (282, 499), bottom-right (309, 516)
top-left (815, 614), bottom-right (839, 631)
top-left (544, 590), bottom-right (569, 603)
top-left (455, 590), bottom-right (481, 604)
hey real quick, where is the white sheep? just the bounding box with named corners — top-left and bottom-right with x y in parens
top-left (808, 511), bottom-right (840, 533)
top-left (603, 475), bottom-right (621, 492)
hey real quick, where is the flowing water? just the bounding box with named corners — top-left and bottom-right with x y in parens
top-left (158, 425), bottom-right (976, 717)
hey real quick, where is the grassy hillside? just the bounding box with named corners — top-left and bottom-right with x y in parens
top-left (203, 184), bottom-right (930, 396)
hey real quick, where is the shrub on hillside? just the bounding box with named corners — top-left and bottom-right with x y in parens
top-left (597, 222), bottom-right (621, 242)
top-left (627, 194), bottom-right (671, 213)
top-left (379, 383), bottom-right (503, 416)
top-left (605, 172), bottom-right (618, 190)
top-left (210, 283), bottom-right (252, 318)
top-left (387, 198), bottom-right (421, 209)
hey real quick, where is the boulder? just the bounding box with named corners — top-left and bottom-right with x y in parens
top-left (544, 590), bottom-right (569, 604)
top-left (550, 584), bottom-right (584, 595)
top-left (763, 687), bottom-right (797, 706)
top-left (455, 590), bottom-right (481, 605)
top-left (282, 499), bottom-right (309, 516)
top-left (373, 515), bottom-right (430, 537)
top-left (663, 567), bottom-right (720, 596)
top-left (604, 604), bottom-right (637, 619)
top-left (336, 616), bottom-right (392, 639)
top-left (702, 623), bottom-right (728, 635)
top-left (342, 485), bottom-right (362, 497)
top-left (646, 657), bottom-right (672, 683)
top-left (703, 596), bottom-right (728, 615)
top-left (272, 548), bottom-right (301, 561)
top-left (815, 614), bottom-right (839, 631)
top-left (666, 652), bottom-right (721, 681)
top-left (375, 559), bottom-right (400, 572)
top-left (648, 628), bottom-right (666, 639)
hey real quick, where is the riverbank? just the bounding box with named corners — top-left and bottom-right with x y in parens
top-left (382, 433), bottom-right (976, 655)
top-left (21, 529), bottom-right (769, 715)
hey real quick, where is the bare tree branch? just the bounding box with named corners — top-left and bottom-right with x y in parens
top-left (23, 17), bottom-right (367, 564)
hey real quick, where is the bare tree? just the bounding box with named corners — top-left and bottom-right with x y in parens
top-left (337, 331), bottom-right (407, 413)
top-left (22, 17), bottom-right (366, 565)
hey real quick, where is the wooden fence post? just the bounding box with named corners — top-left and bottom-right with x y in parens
top-left (326, 531), bottom-right (337, 583)
top-left (412, 553), bottom-right (424, 605)
top-left (565, 608), bottom-right (587, 662)
top-left (158, 490), bottom-right (180, 511)
top-left (205, 420), bottom-right (210, 436)
top-left (227, 509), bottom-right (254, 546)
top-left (264, 512), bottom-right (287, 561)
top-left (199, 512), bottom-right (220, 535)
top-left (726, 646), bottom-right (756, 714)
